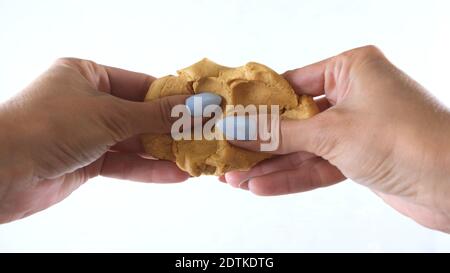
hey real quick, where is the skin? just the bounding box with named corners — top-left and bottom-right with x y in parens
top-left (1, 46), bottom-right (449, 233)
top-left (225, 46), bottom-right (450, 233)
top-left (0, 58), bottom-right (190, 223)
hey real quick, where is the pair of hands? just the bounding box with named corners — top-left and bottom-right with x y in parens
top-left (1, 46), bottom-right (449, 232)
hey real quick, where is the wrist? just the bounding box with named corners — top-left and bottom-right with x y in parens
top-left (425, 109), bottom-right (450, 215)
top-left (0, 109), bottom-right (14, 207)
top-left (0, 106), bottom-right (34, 185)
top-left (439, 111), bottom-right (450, 213)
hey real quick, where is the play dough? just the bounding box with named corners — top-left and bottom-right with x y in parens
top-left (141, 59), bottom-right (319, 176)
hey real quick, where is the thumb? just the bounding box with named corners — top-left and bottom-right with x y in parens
top-left (224, 110), bottom-right (344, 157)
top-left (99, 94), bottom-right (190, 139)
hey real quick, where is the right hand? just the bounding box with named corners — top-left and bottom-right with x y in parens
top-left (224, 45), bottom-right (450, 232)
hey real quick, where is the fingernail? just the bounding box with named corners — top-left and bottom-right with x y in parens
top-left (225, 171), bottom-right (246, 185)
top-left (215, 115), bottom-right (257, 140)
top-left (225, 172), bottom-right (250, 189)
top-left (238, 178), bottom-right (250, 190)
top-left (185, 92), bottom-right (222, 117)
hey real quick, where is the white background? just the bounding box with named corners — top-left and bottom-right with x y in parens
top-left (1, 0), bottom-right (450, 252)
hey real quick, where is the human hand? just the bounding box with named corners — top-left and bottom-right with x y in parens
top-left (0, 58), bottom-right (191, 223)
top-left (224, 46), bottom-right (450, 232)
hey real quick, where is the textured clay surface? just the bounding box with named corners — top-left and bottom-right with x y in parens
top-left (141, 59), bottom-right (319, 176)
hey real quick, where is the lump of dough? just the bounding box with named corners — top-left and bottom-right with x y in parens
top-left (141, 59), bottom-right (319, 176)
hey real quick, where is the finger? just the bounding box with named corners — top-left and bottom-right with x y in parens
top-left (110, 136), bottom-right (144, 153)
top-left (238, 180), bottom-right (250, 190)
top-left (55, 58), bottom-right (155, 101)
top-left (218, 175), bottom-right (227, 183)
top-left (104, 65), bottom-right (155, 101)
top-left (225, 151), bottom-right (316, 188)
top-left (247, 157), bottom-right (345, 196)
top-left (129, 94), bottom-right (190, 134)
top-left (283, 58), bottom-right (331, 96)
top-left (100, 152), bottom-right (189, 183)
top-left (109, 136), bottom-right (160, 158)
top-left (228, 110), bottom-right (339, 156)
top-left (106, 94), bottom-right (190, 136)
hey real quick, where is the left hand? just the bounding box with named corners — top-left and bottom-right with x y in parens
top-left (0, 58), bottom-right (189, 223)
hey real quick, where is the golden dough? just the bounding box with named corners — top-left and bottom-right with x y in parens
top-left (141, 59), bottom-right (319, 176)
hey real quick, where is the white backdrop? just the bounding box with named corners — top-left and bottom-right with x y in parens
top-left (0, 0), bottom-right (450, 252)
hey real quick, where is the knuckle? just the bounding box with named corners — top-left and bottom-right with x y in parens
top-left (278, 121), bottom-right (298, 154)
top-left (52, 58), bottom-right (101, 86)
top-left (251, 180), bottom-right (277, 196)
top-left (156, 98), bottom-right (176, 130)
top-left (285, 171), bottom-right (297, 193)
top-left (308, 160), bottom-right (329, 189)
top-left (310, 109), bottom-right (352, 158)
top-left (337, 45), bottom-right (385, 65)
top-left (360, 45), bottom-right (383, 56)
top-left (53, 57), bottom-right (84, 69)
top-left (286, 152), bottom-right (304, 168)
top-left (278, 137), bottom-right (294, 155)
top-left (53, 57), bottom-right (96, 67)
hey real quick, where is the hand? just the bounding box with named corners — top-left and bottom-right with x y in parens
top-left (224, 46), bottom-right (450, 232)
top-left (0, 58), bottom-right (190, 223)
